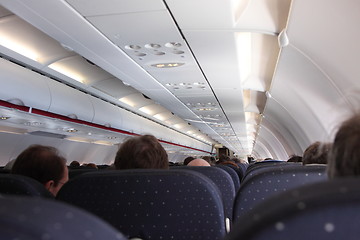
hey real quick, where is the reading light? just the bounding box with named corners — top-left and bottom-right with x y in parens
top-left (0, 116), bottom-right (10, 120)
top-left (66, 128), bottom-right (78, 133)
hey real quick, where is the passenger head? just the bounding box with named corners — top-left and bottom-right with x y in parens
top-left (287, 155), bottom-right (303, 163)
top-left (11, 145), bottom-right (68, 196)
top-left (183, 156), bottom-right (195, 165)
top-left (217, 154), bottom-right (230, 164)
top-left (328, 114), bottom-right (360, 178)
top-left (187, 158), bottom-right (211, 166)
top-left (69, 160), bottom-right (80, 168)
top-left (302, 141), bottom-right (332, 165)
top-left (86, 163), bottom-right (98, 169)
top-left (114, 135), bottom-right (169, 170)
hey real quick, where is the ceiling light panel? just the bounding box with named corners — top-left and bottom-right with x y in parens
top-left (118, 93), bottom-right (154, 108)
top-left (48, 55), bottom-right (113, 85)
top-left (92, 78), bottom-right (138, 99)
top-left (153, 112), bottom-right (174, 122)
top-left (0, 14), bottom-right (75, 64)
top-left (139, 104), bottom-right (168, 116)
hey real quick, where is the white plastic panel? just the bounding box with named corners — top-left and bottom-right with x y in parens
top-left (257, 127), bottom-right (288, 160)
top-left (0, 58), bottom-right (51, 110)
top-left (287, 0), bottom-right (360, 95)
top-left (66, 0), bottom-right (166, 17)
top-left (0, 14), bottom-right (75, 66)
top-left (92, 78), bottom-right (137, 98)
top-left (47, 80), bottom-right (94, 122)
top-left (261, 117), bottom-right (294, 157)
top-left (263, 98), bottom-right (304, 154)
top-left (271, 46), bottom-right (344, 147)
top-left (89, 95), bottom-right (123, 129)
top-left (0, 132), bottom-right (25, 165)
top-left (255, 136), bottom-right (277, 159)
top-left (0, 132), bottom-right (118, 165)
top-left (48, 55), bottom-right (113, 86)
top-left (234, 0), bottom-right (291, 34)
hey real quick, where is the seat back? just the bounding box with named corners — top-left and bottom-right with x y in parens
top-left (243, 161), bottom-right (300, 181)
top-left (57, 169), bottom-right (226, 240)
top-left (174, 166), bottom-right (235, 222)
top-left (0, 196), bottom-right (127, 240)
top-left (0, 174), bottom-right (53, 198)
top-left (215, 165), bottom-right (241, 191)
top-left (227, 177), bottom-right (360, 240)
top-left (68, 167), bottom-right (98, 179)
top-left (233, 165), bottom-right (326, 221)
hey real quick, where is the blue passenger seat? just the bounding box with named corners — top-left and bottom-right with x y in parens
top-left (0, 174), bottom-right (54, 198)
top-left (173, 166), bottom-right (236, 223)
top-left (57, 169), bottom-right (226, 240)
top-left (233, 164), bottom-right (326, 222)
top-left (215, 165), bottom-right (241, 191)
top-left (243, 161), bottom-right (300, 181)
top-left (0, 195), bottom-right (127, 240)
top-left (68, 167), bottom-right (98, 179)
top-left (226, 177), bottom-right (360, 240)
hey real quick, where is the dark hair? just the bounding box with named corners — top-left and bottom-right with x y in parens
top-left (287, 155), bottom-right (303, 162)
top-left (183, 156), bottom-right (195, 165)
top-left (12, 145), bottom-right (67, 186)
top-left (328, 114), bottom-right (360, 178)
top-left (114, 135), bottom-right (169, 170)
top-left (303, 141), bottom-right (331, 165)
top-left (69, 160), bottom-right (80, 168)
top-left (217, 154), bottom-right (230, 164)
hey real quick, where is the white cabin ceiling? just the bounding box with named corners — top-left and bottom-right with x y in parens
top-left (1, 0), bottom-right (359, 160)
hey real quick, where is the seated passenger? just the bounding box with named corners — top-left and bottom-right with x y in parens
top-left (183, 156), bottom-right (195, 165)
top-left (287, 155), bottom-right (303, 163)
top-left (328, 114), bottom-right (360, 178)
top-left (217, 154), bottom-right (239, 168)
top-left (114, 134), bottom-right (169, 169)
top-left (302, 141), bottom-right (332, 165)
top-left (69, 160), bottom-right (80, 168)
top-left (11, 145), bottom-right (68, 196)
top-left (187, 158), bottom-right (211, 166)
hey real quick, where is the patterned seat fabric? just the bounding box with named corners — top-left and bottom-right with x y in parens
top-left (233, 164), bottom-right (327, 221)
top-left (57, 169), bottom-right (226, 240)
top-left (243, 161), bottom-right (300, 181)
top-left (68, 168), bottom-right (98, 179)
top-left (0, 174), bottom-right (54, 198)
top-left (227, 177), bottom-right (360, 240)
top-left (215, 165), bottom-right (241, 192)
top-left (174, 166), bottom-right (236, 222)
top-left (0, 196), bottom-right (127, 240)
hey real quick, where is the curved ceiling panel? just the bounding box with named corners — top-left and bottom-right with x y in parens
top-left (287, 0), bottom-right (360, 94)
top-left (256, 125), bottom-right (289, 160)
top-left (262, 98), bottom-right (305, 155)
top-left (271, 46), bottom-right (345, 146)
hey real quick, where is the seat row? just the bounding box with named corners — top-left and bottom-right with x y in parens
top-left (2, 167), bottom-right (360, 239)
top-left (1, 163), bottom-right (328, 239)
